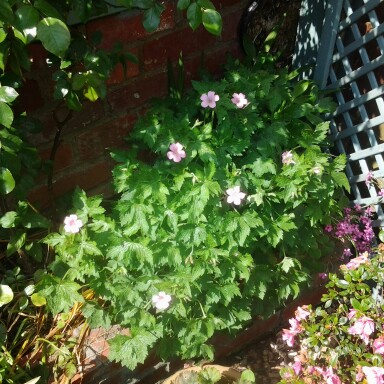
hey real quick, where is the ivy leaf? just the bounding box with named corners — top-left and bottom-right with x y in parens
top-left (0, 167), bottom-right (15, 194)
top-left (0, 86), bottom-right (18, 103)
top-left (202, 9), bottom-right (222, 35)
top-left (6, 231), bottom-right (26, 256)
top-left (37, 17), bottom-right (71, 58)
top-left (108, 329), bottom-right (158, 370)
top-left (34, 0), bottom-right (63, 19)
top-left (15, 5), bottom-right (39, 41)
top-left (0, 2), bottom-right (15, 24)
top-left (0, 285), bottom-right (13, 307)
top-left (187, 3), bottom-right (202, 30)
top-left (142, 3), bottom-right (164, 32)
top-left (0, 211), bottom-right (18, 228)
top-left (83, 86), bottom-right (99, 102)
top-left (0, 102), bottom-right (14, 128)
top-left (177, 0), bottom-right (190, 10)
top-left (31, 292), bottom-right (47, 307)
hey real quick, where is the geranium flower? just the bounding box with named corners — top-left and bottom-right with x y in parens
top-left (281, 150), bottom-right (295, 165)
top-left (64, 214), bottom-right (83, 234)
top-left (167, 142), bottom-right (186, 163)
top-left (226, 186), bottom-right (246, 205)
top-left (373, 336), bottom-right (384, 355)
top-left (231, 92), bottom-right (248, 108)
top-left (348, 315), bottom-right (375, 344)
top-left (362, 366), bottom-right (384, 384)
top-left (152, 291), bottom-right (171, 310)
top-left (200, 91), bottom-right (219, 108)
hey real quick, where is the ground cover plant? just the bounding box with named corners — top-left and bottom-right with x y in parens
top-left (37, 50), bottom-right (350, 372)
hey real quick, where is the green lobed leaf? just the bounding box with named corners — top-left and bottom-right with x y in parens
top-left (108, 329), bottom-right (158, 370)
top-left (36, 17), bottom-right (71, 58)
top-left (37, 275), bottom-right (84, 315)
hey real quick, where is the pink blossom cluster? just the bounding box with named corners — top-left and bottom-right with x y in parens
top-left (325, 205), bottom-right (375, 256)
top-left (282, 305), bottom-right (310, 347)
top-left (282, 304), bottom-right (384, 384)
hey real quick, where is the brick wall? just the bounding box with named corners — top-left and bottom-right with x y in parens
top-left (23, 0), bottom-right (249, 208)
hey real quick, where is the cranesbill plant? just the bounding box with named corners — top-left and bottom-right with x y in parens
top-left (38, 57), bottom-right (349, 369)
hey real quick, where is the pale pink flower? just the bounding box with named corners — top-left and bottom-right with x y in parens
top-left (348, 315), bottom-right (375, 344)
top-left (282, 328), bottom-right (297, 347)
top-left (345, 252), bottom-right (370, 270)
top-left (152, 291), bottom-right (171, 310)
top-left (348, 309), bottom-right (358, 320)
top-left (200, 91), bottom-right (219, 108)
top-left (323, 367), bottom-right (342, 384)
top-left (373, 336), bottom-right (384, 355)
top-left (324, 225), bottom-right (333, 233)
top-left (292, 360), bottom-right (302, 375)
top-left (356, 366), bottom-right (364, 382)
top-left (295, 305), bottom-right (311, 321)
top-left (226, 186), bottom-right (246, 205)
top-left (288, 317), bottom-right (303, 333)
top-left (231, 92), bottom-right (248, 108)
top-left (167, 142), bottom-right (186, 163)
top-left (281, 150), bottom-right (295, 165)
top-left (362, 366), bottom-right (384, 384)
top-left (64, 214), bottom-right (83, 234)
top-left (379, 189), bottom-right (384, 197)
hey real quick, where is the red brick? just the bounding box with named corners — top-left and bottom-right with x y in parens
top-left (107, 48), bottom-right (140, 86)
top-left (29, 161), bottom-right (113, 207)
top-left (214, 0), bottom-right (248, 9)
top-left (16, 78), bottom-right (45, 113)
top-left (27, 43), bottom-right (49, 70)
top-left (76, 114), bottom-right (135, 161)
top-left (142, 26), bottom-right (218, 72)
top-left (86, 2), bottom-right (175, 51)
top-left (108, 71), bottom-right (168, 112)
top-left (39, 142), bottom-right (73, 173)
